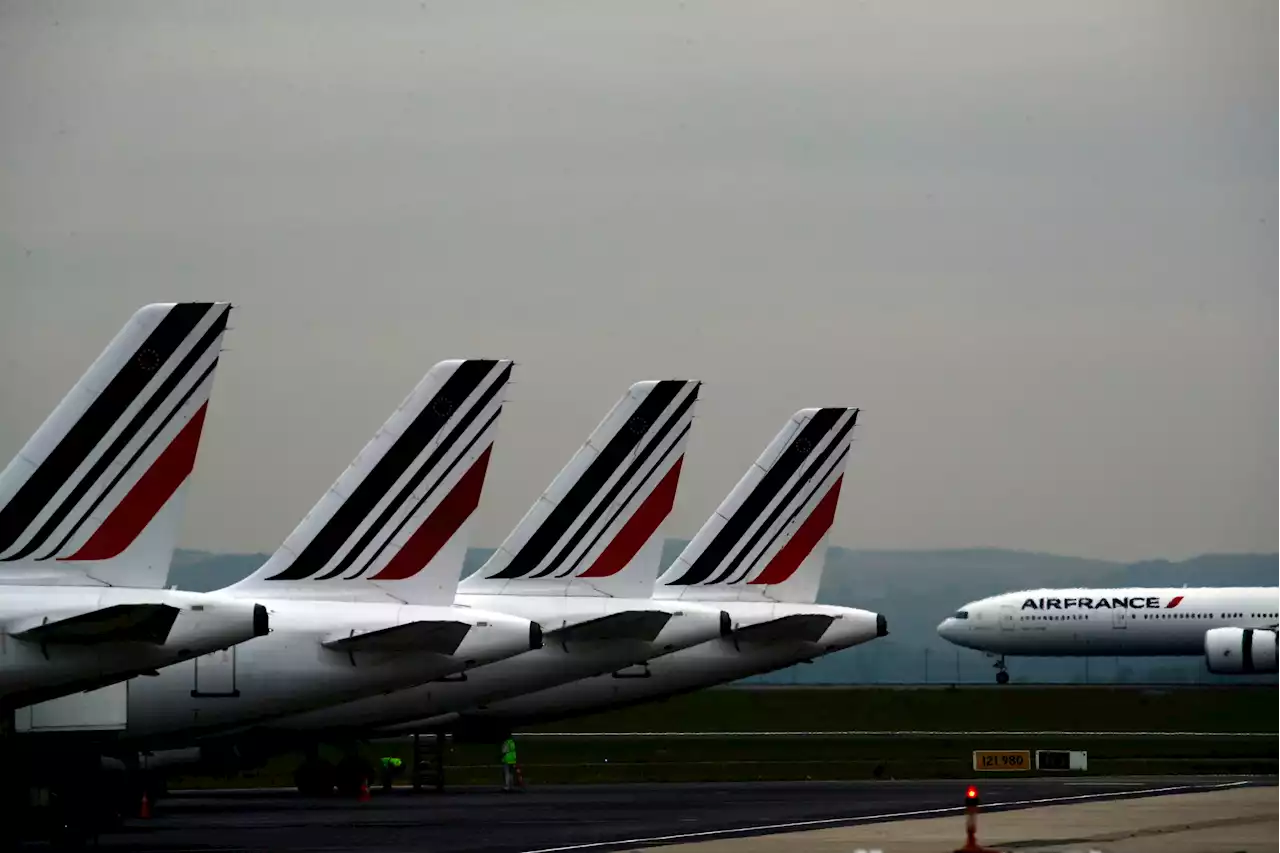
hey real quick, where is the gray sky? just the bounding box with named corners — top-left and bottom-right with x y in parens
top-left (1, 0), bottom-right (1275, 563)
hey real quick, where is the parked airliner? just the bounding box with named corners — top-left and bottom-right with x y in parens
top-left (247, 379), bottom-right (728, 750)
top-left (129, 379), bottom-right (725, 792)
top-left (20, 359), bottom-right (539, 746)
top-left (0, 303), bottom-right (268, 710)
top-left (937, 587), bottom-right (1279, 682)
top-left (380, 407), bottom-right (887, 737)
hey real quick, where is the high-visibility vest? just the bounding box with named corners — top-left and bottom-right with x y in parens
top-left (502, 738), bottom-right (517, 765)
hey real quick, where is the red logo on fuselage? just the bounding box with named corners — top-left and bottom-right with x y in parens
top-left (1166, 595), bottom-right (1184, 609)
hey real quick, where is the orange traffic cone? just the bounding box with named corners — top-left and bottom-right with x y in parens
top-left (358, 777), bottom-right (371, 802)
top-left (139, 790), bottom-right (152, 819)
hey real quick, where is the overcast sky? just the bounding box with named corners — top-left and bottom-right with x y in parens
top-left (1, 0), bottom-right (1274, 563)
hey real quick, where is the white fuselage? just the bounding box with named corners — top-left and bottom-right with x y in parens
top-left (381, 601), bottom-right (885, 732)
top-left (937, 587), bottom-right (1280, 657)
top-left (75, 595), bottom-right (536, 748)
top-left (0, 586), bottom-right (264, 709)
top-left (259, 594), bottom-right (729, 735)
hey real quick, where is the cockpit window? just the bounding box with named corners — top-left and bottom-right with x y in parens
top-left (953, 610), bottom-right (969, 620)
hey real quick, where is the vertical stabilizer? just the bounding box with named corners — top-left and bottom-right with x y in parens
top-left (461, 380), bottom-right (700, 598)
top-left (656, 407), bottom-right (858, 604)
top-left (228, 359), bottom-right (512, 605)
top-left (0, 303), bottom-right (232, 589)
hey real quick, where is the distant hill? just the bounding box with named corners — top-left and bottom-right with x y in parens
top-left (169, 549), bottom-right (269, 592)
top-left (168, 546), bottom-right (1278, 686)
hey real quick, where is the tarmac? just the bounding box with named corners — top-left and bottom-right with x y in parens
top-left (642, 784), bottom-right (1278, 853)
top-left (74, 776), bottom-right (1274, 853)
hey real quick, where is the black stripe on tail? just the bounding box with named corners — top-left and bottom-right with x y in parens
top-left (726, 440), bottom-right (851, 585)
top-left (0, 303), bottom-right (214, 557)
top-left (335, 363), bottom-right (511, 580)
top-left (543, 385), bottom-right (697, 579)
top-left (665, 408), bottom-right (845, 586)
top-left (486, 380), bottom-right (688, 581)
top-left (559, 420), bottom-right (692, 579)
top-left (17, 307), bottom-right (230, 561)
top-left (265, 360), bottom-right (497, 581)
top-left (708, 410), bottom-right (856, 585)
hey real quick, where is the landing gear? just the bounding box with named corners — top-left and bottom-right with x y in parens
top-left (294, 744), bottom-right (373, 798)
top-left (294, 745), bottom-right (335, 797)
top-left (3, 744), bottom-right (130, 847)
top-left (994, 656), bottom-right (1009, 684)
top-left (334, 748), bottom-right (373, 798)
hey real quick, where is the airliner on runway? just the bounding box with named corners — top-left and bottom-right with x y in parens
top-left (937, 587), bottom-right (1279, 682)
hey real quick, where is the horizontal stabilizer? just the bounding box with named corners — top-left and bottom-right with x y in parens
top-left (322, 620), bottom-right (472, 655)
top-left (547, 610), bottom-right (672, 644)
top-left (732, 613), bottom-right (834, 645)
top-left (11, 603), bottom-right (180, 645)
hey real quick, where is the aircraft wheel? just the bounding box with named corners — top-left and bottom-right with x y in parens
top-left (335, 754), bottom-right (373, 798)
top-left (995, 670), bottom-right (1010, 685)
top-left (294, 759), bottom-right (335, 797)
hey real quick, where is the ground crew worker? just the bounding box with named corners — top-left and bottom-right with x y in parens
top-left (501, 736), bottom-right (519, 792)
top-left (379, 755), bottom-right (403, 792)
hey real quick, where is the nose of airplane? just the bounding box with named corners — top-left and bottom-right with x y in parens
top-left (936, 617), bottom-right (955, 639)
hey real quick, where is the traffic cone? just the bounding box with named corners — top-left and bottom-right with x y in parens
top-left (358, 777), bottom-right (371, 803)
top-left (139, 790), bottom-right (151, 819)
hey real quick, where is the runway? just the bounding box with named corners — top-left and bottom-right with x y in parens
top-left (88, 776), bottom-right (1273, 853)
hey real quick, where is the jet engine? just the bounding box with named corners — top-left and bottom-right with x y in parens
top-left (1204, 627), bottom-right (1278, 674)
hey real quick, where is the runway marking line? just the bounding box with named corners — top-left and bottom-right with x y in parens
top-left (512, 730), bottom-right (1275, 738)
top-left (520, 780), bottom-right (1253, 853)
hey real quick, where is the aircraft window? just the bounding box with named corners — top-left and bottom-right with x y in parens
top-left (953, 611), bottom-right (969, 619)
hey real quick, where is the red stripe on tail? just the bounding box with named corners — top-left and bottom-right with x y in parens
top-left (748, 475), bottom-right (842, 586)
top-left (61, 404), bottom-right (208, 562)
top-left (579, 457), bottom-right (684, 579)
top-left (371, 446), bottom-right (492, 581)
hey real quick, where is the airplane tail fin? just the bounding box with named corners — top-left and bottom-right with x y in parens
top-left (656, 407), bottom-right (858, 604)
top-left (229, 359), bottom-right (512, 605)
top-left (0, 303), bottom-right (232, 589)
top-left (461, 380), bottom-right (700, 598)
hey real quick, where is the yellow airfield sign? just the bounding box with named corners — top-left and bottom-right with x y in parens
top-left (972, 750), bottom-right (1031, 771)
